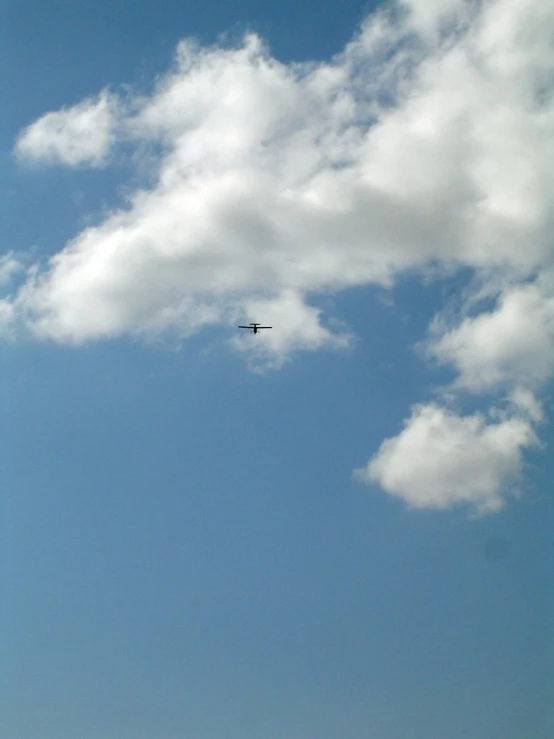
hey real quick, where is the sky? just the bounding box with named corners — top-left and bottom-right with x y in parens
top-left (1, 0), bottom-right (553, 737)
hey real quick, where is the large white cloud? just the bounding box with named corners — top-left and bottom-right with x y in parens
top-left (6, 0), bottom-right (554, 356)
top-left (354, 403), bottom-right (539, 515)
top-left (5, 0), bottom-right (554, 511)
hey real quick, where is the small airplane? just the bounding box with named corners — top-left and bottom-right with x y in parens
top-left (238, 323), bottom-right (272, 334)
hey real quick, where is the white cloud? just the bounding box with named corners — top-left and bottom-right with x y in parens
top-left (0, 252), bottom-right (24, 286)
top-left (230, 289), bottom-right (351, 370)
top-left (426, 277), bottom-right (554, 392)
top-left (508, 387), bottom-right (544, 423)
top-left (354, 403), bottom-right (539, 515)
top-left (6, 0), bottom-right (554, 359)
top-left (401, 0), bottom-right (470, 36)
top-left (14, 91), bottom-right (118, 167)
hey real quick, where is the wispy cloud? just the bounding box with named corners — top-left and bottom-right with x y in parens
top-left (5, 0), bottom-right (554, 512)
top-left (0, 252), bottom-right (24, 286)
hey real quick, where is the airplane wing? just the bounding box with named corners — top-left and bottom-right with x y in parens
top-left (258, 326), bottom-right (272, 329)
top-left (238, 326), bottom-right (251, 329)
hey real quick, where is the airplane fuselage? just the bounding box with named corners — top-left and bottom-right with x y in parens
top-left (238, 322), bottom-right (271, 334)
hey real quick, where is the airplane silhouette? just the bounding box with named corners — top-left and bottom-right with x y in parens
top-left (238, 323), bottom-right (272, 334)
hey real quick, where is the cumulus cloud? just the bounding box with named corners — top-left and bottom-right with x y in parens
top-left (6, 0), bottom-right (554, 354)
top-left (426, 276), bottom-right (554, 393)
top-left (354, 403), bottom-right (539, 515)
top-left (14, 91), bottom-right (118, 167)
top-left (6, 0), bottom-right (554, 511)
top-left (230, 289), bottom-right (351, 370)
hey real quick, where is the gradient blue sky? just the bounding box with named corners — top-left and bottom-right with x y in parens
top-left (2, 1), bottom-right (553, 738)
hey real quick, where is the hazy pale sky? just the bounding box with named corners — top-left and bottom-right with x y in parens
top-left (2, 0), bottom-right (553, 737)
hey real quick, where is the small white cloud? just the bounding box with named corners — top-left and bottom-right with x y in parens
top-left (230, 289), bottom-right (351, 370)
top-left (354, 402), bottom-right (539, 515)
top-left (426, 279), bottom-right (554, 393)
top-left (14, 91), bottom-right (118, 167)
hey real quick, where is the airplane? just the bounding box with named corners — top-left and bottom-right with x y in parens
top-left (238, 323), bottom-right (272, 334)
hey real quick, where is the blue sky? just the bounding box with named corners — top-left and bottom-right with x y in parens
top-left (1, 0), bottom-right (553, 737)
